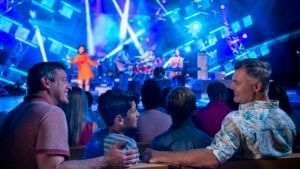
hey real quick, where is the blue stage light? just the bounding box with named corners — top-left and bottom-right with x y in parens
top-left (242, 15), bottom-right (253, 28)
top-left (231, 21), bottom-right (241, 33)
top-left (59, 5), bottom-right (73, 19)
top-left (48, 38), bottom-right (63, 55)
top-left (260, 45), bottom-right (269, 56)
top-left (0, 17), bottom-right (13, 33)
top-left (41, 0), bottom-right (55, 9)
top-left (59, 1), bottom-right (81, 19)
top-left (14, 27), bottom-right (30, 41)
top-left (188, 21), bottom-right (202, 36)
top-left (248, 51), bottom-right (258, 58)
top-left (184, 45), bottom-right (192, 53)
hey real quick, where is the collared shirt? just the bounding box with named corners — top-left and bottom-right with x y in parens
top-left (151, 122), bottom-right (212, 151)
top-left (0, 95), bottom-right (69, 169)
top-left (206, 100), bottom-right (296, 164)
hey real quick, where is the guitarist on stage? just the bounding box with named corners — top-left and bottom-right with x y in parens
top-left (114, 44), bottom-right (132, 90)
top-left (167, 48), bottom-right (184, 86)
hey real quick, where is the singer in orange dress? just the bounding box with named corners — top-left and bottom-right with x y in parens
top-left (71, 45), bottom-right (98, 91)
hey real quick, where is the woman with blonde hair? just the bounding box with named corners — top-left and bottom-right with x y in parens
top-left (61, 87), bottom-right (97, 146)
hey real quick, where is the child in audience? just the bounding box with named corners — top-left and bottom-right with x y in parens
top-left (84, 89), bottom-right (140, 159)
top-left (151, 87), bottom-right (211, 151)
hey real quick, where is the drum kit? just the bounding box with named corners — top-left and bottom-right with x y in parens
top-left (131, 56), bottom-right (156, 77)
top-left (132, 56), bottom-right (154, 76)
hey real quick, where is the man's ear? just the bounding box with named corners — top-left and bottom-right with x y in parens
top-left (253, 82), bottom-right (263, 92)
top-left (40, 77), bottom-right (50, 89)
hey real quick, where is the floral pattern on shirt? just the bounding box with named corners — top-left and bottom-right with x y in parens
top-left (206, 100), bottom-right (296, 164)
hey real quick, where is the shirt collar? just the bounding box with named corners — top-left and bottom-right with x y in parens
top-left (239, 100), bottom-right (279, 110)
top-left (24, 94), bottom-right (54, 105)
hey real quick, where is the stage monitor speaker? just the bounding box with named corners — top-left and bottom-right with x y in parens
top-left (197, 53), bottom-right (208, 80)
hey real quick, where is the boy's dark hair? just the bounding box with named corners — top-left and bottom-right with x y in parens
top-left (98, 89), bottom-right (138, 127)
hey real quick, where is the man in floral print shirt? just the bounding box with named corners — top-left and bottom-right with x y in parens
top-left (145, 58), bottom-right (296, 168)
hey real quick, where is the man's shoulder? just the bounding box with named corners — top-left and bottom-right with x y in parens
top-left (140, 109), bottom-right (170, 118)
top-left (107, 132), bottom-right (133, 141)
top-left (9, 100), bottom-right (62, 117)
top-left (223, 110), bottom-right (241, 119)
top-left (29, 100), bottom-right (63, 114)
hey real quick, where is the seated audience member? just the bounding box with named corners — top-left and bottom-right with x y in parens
top-left (161, 86), bottom-right (172, 108)
top-left (0, 62), bottom-right (139, 169)
top-left (226, 87), bottom-right (239, 110)
top-left (124, 91), bottom-right (141, 141)
top-left (144, 58), bottom-right (296, 168)
top-left (84, 89), bottom-right (140, 159)
top-left (137, 79), bottom-right (172, 142)
top-left (85, 91), bottom-right (106, 129)
top-left (151, 86), bottom-right (211, 151)
top-left (193, 82), bottom-right (232, 137)
top-left (268, 81), bottom-right (293, 116)
top-left (61, 87), bottom-right (97, 146)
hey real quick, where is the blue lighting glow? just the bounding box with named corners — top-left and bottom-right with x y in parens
top-left (14, 27), bottom-right (30, 41)
top-left (0, 77), bottom-right (15, 85)
top-left (41, 0), bottom-right (55, 9)
top-left (260, 45), bottom-right (270, 56)
top-left (48, 38), bottom-right (63, 55)
top-left (9, 67), bottom-right (28, 76)
top-left (242, 15), bottom-right (253, 28)
top-left (166, 8), bottom-right (180, 23)
top-left (184, 45), bottom-right (192, 53)
top-left (231, 21), bottom-right (241, 33)
top-left (188, 21), bottom-right (202, 37)
top-left (59, 5), bottom-right (73, 19)
top-left (32, 0), bottom-right (55, 13)
top-left (248, 51), bottom-right (258, 58)
top-left (0, 18), bottom-right (13, 33)
top-left (60, 1), bottom-right (81, 19)
top-left (208, 65), bottom-right (221, 72)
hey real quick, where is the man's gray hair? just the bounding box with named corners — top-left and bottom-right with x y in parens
top-left (234, 58), bottom-right (271, 92)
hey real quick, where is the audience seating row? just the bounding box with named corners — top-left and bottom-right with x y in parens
top-left (70, 144), bottom-right (300, 169)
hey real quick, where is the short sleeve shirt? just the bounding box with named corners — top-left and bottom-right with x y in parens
top-left (0, 95), bottom-right (69, 169)
top-left (206, 101), bottom-right (296, 164)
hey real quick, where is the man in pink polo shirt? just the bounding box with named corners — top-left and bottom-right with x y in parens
top-left (0, 62), bottom-right (139, 169)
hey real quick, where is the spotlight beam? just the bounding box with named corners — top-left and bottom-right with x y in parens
top-left (156, 0), bottom-right (168, 13)
top-left (104, 30), bottom-right (145, 59)
top-left (34, 26), bottom-right (48, 62)
top-left (112, 0), bottom-right (144, 56)
top-left (85, 0), bottom-right (95, 55)
top-left (120, 0), bottom-right (130, 41)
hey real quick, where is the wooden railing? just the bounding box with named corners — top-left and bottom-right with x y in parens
top-left (69, 144), bottom-right (300, 169)
top-left (128, 153), bottom-right (300, 169)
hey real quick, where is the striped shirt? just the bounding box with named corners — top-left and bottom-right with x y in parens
top-left (104, 133), bottom-right (137, 153)
top-left (83, 128), bottom-right (137, 159)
